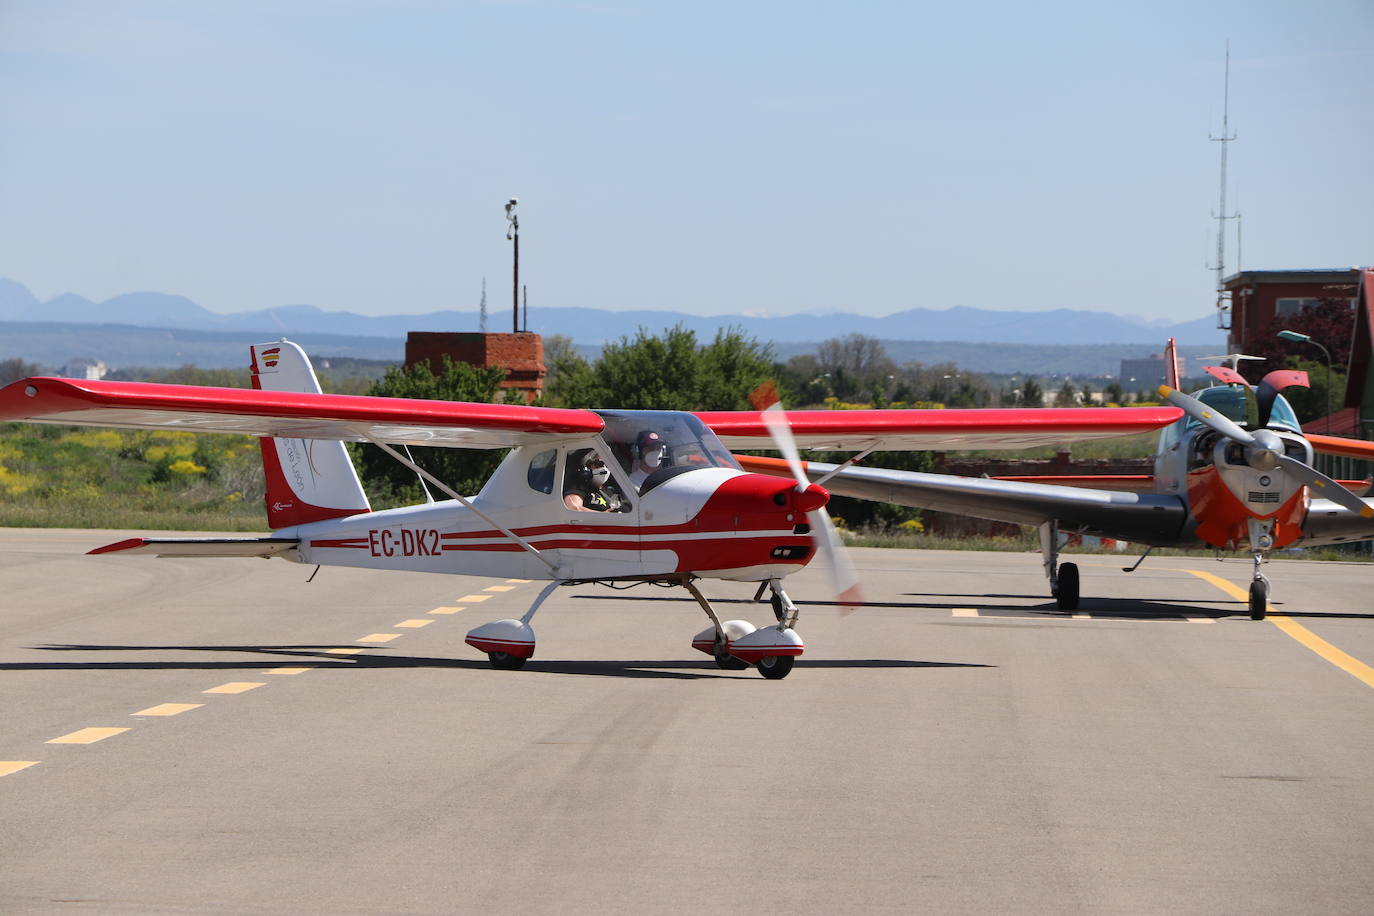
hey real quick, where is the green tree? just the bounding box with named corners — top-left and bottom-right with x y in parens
top-left (357, 356), bottom-right (508, 506)
top-left (1020, 377), bottom-right (1044, 407)
top-left (546, 324), bottom-right (774, 410)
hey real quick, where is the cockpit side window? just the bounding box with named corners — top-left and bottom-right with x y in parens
top-left (526, 448), bottom-right (557, 494)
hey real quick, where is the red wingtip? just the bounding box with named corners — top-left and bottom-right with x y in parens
top-left (88, 538), bottom-right (147, 555)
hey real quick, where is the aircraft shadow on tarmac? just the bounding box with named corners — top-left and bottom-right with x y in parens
top-left (7, 645), bottom-right (992, 680)
top-left (578, 591), bottom-right (1228, 620)
top-left (576, 591), bottom-right (1374, 621)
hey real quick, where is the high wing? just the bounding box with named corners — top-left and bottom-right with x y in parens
top-left (697, 406), bottom-right (1181, 451)
top-left (736, 456), bottom-right (1193, 546)
top-left (0, 377), bottom-right (603, 448)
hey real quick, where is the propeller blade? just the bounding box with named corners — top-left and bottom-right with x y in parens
top-left (808, 508), bottom-right (864, 613)
top-left (760, 403), bottom-right (864, 611)
top-left (1278, 456), bottom-right (1374, 519)
top-left (760, 403), bottom-right (809, 490)
top-left (1158, 385), bottom-right (1257, 447)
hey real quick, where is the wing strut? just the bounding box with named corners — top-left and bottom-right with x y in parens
top-left (811, 440), bottom-right (880, 487)
top-left (363, 434), bottom-right (558, 573)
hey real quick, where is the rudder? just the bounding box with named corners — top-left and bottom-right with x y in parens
top-left (250, 340), bottom-right (371, 529)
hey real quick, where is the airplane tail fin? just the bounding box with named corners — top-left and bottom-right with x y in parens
top-left (250, 340), bottom-right (371, 529)
top-left (1163, 337), bottom-right (1181, 389)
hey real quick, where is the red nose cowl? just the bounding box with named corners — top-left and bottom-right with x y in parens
top-left (791, 483), bottom-right (829, 513)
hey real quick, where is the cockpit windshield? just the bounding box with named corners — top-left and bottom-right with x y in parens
top-left (595, 410), bottom-right (741, 486)
top-left (1183, 386), bottom-right (1301, 432)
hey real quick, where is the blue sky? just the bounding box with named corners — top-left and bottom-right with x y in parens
top-left (2, 1), bottom-right (1370, 322)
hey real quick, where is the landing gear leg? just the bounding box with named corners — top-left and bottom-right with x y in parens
top-left (684, 577), bottom-right (747, 669)
top-left (1246, 518), bottom-right (1273, 621)
top-left (767, 578), bottom-right (800, 627)
top-left (1040, 520), bottom-right (1079, 610)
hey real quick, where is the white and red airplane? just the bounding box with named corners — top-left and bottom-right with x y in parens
top-left (0, 340), bottom-right (1181, 677)
top-left (739, 340), bottom-right (1374, 621)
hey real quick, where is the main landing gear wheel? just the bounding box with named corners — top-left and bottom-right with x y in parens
top-left (488, 651), bottom-right (527, 670)
top-left (757, 655), bottom-right (795, 680)
top-left (714, 639), bottom-right (749, 670)
top-left (1054, 562), bottom-right (1080, 611)
top-left (1249, 580), bottom-right (1269, 621)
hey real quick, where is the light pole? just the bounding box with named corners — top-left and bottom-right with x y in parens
top-left (505, 198), bottom-right (519, 333)
top-left (1277, 329), bottom-right (1332, 433)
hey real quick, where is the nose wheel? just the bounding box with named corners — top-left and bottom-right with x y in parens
top-left (1248, 578), bottom-right (1269, 621)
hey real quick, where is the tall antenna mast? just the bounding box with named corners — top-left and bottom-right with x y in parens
top-left (479, 277), bottom-right (488, 332)
top-left (1208, 43), bottom-right (1239, 330)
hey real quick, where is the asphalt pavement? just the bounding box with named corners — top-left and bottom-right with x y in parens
top-left (2, 528), bottom-right (1372, 914)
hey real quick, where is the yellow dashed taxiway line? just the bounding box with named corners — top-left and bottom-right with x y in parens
top-left (458, 594), bottom-right (491, 603)
top-left (484, 585), bottom-right (516, 592)
top-left (358, 633), bottom-right (400, 643)
top-left (203, 682), bottom-right (266, 695)
top-left (1, 761), bottom-right (40, 778)
top-left (325, 647), bottom-right (365, 655)
top-left (1185, 568), bottom-right (1374, 690)
top-left (266, 666), bottom-right (315, 675)
top-left (48, 727), bottom-right (129, 744)
top-left (429, 606), bottom-right (465, 615)
top-left (395, 619), bottom-right (433, 628)
top-left (133, 703), bottom-right (202, 717)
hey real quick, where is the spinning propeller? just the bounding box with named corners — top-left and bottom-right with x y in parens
top-left (758, 400), bottom-right (865, 612)
top-left (1158, 385), bottom-right (1374, 519)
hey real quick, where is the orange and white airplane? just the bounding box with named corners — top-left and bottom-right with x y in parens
top-left (0, 340), bottom-right (1181, 677)
top-left (739, 340), bottom-right (1374, 621)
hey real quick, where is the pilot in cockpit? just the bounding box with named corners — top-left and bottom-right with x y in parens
top-left (564, 451), bottom-right (627, 512)
top-left (628, 430), bottom-right (669, 488)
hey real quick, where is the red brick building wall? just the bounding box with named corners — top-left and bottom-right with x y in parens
top-left (1223, 269), bottom-right (1360, 352)
top-left (404, 332), bottom-right (546, 403)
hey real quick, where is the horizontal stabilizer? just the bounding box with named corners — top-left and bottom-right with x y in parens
top-left (89, 537), bottom-right (300, 558)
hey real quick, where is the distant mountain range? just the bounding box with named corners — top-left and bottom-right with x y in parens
top-left (0, 278), bottom-right (1223, 347)
top-left (0, 277), bottom-right (1225, 376)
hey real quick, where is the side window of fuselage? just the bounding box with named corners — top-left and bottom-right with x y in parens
top-left (527, 448), bottom-right (557, 494)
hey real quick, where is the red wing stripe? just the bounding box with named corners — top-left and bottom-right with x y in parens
top-left (310, 538), bottom-right (371, 549)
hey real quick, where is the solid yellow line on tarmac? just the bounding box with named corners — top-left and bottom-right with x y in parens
top-left (429, 606), bottom-right (464, 615)
top-left (1185, 568), bottom-right (1374, 690)
top-left (0, 761), bottom-right (40, 777)
top-left (133, 703), bottom-right (202, 717)
top-left (203, 682), bottom-right (266, 695)
top-left (48, 728), bottom-right (129, 744)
